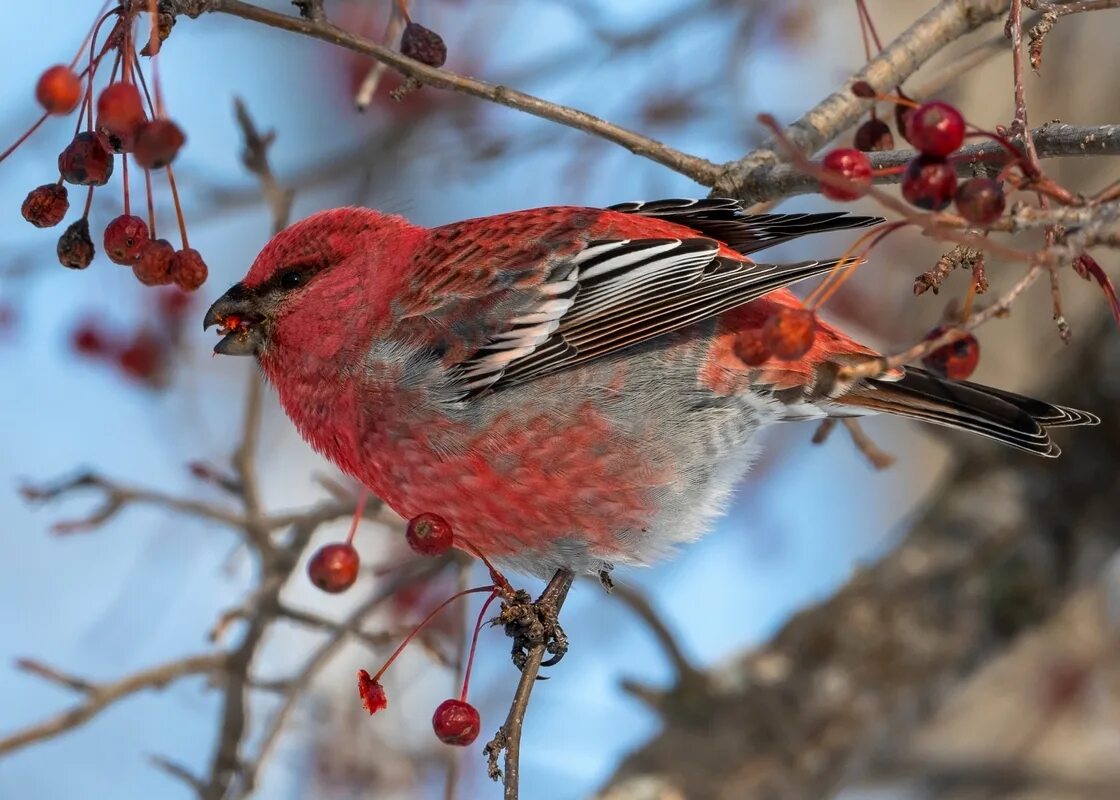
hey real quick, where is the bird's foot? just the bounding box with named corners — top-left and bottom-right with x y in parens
top-left (498, 569), bottom-right (574, 671)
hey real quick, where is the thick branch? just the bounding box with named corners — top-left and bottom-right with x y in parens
top-left (714, 0), bottom-right (1012, 199)
top-left (739, 123), bottom-right (1120, 203)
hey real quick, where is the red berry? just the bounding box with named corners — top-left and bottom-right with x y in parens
top-left (901, 155), bottom-right (957, 211)
top-left (117, 329), bottom-right (166, 384)
top-left (400, 22), bottom-right (447, 68)
top-left (71, 321), bottom-right (110, 357)
top-left (762, 307), bottom-right (817, 360)
top-left (308, 543), bottom-right (360, 593)
top-left (853, 118), bottom-right (894, 152)
top-left (905, 101), bottom-right (965, 157)
top-left (58, 132), bottom-right (114, 186)
top-left (406, 512), bottom-right (454, 556)
top-left (36, 65), bottom-right (82, 115)
top-left (133, 119), bottom-right (185, 169)
top-left (732, 328), bottom-right (771, 366)
top-left (432, 699), bottom-right (480, 746)
top-left (921, 326), bottom-right (980, 380)
top-left (96, 83), bottom-right (146, 142)
top-left (171, 248), bottom-right (208, 291)
top-left (954, 177), bottom-right (1006, 226)
top-left (357, 669), bottom-right (388, 715)
top-left (103, 214), bottom-right (151, 265)
top-left (21, 183), bottom-right (69, 228)
top-left (819, 148), bottom-right (872, 201)
top-left (57, 218), bottom-right (95, 269)
top-left (133, 238), bottom-right (176, 285)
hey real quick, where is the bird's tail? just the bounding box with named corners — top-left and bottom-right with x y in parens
top-left (838, 367), bottom-right (1099, 457)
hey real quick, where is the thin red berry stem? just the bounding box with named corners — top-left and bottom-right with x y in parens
top-left (0, 112), bottom-right (49, 164)
top-left (121, 153), bottom-right (131, 215)
top-left (346, 490), bottom-right (369, 546)
top-left (855, 0), bottom-right (884, 51)
top-left (394, 0), bottom-right (412, 24)
top-left (144, 167), bottom-right (156, 237)
top-left (69, 4), bottom-right (116, 69)
top-left (810, 222), bottom-right (905, 310)
top-left (456, 538), bottom-right (513, 594)
top-left (165, 163), bottom-right (189, 248)
top-left (871, 165), bottom-right (906, 177)
top-left (459, 589), bottom-right (500, 703)
top-left (82, 185), bottom-right (95, 218)
top-left (147, 0), bottom-right (161, 57)
top-left (371, 585), bottom-right (497, 683)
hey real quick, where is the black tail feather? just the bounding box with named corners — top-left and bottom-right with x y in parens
top-left (847, 367), bottom-right (1098, 457)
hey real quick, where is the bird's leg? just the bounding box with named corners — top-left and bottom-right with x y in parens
top-left (498, 568), bottom-right (575, 671)
top-left (597, 563), bottom-right (615, 592)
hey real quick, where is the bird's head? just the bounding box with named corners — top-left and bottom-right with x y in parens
top-left (204, 207), bottom-right (423, 363)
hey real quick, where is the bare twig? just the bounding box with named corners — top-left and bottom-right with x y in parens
top-left (485, 569), bottom-right (575, 800)
top-left (0, 653), bottom-right (227, 755)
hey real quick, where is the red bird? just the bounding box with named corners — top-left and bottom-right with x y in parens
top-left (205, 199), bottom-right (1097, 578)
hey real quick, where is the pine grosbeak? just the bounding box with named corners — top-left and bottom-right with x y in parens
top-left (205, 199), bottom-right (1097, 578)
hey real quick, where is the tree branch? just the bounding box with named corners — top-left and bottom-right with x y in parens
top-left (714, 0), bottom-right (1012, 199)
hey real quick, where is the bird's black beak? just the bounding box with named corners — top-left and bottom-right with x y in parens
top-left (203, 283), bottom-right (264, 357)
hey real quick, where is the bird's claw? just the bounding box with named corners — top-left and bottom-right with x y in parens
top-left (499, 587), bottom-right (569, 671)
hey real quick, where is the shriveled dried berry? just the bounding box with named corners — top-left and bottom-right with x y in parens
top-left (171, 247), bottom-right (208, 291)
top-left (57, 218), bottom-right (95, 269)
top-left (21, 183), bottom-right (69, 228)
top-left (308, 543), bottom-right (360, 593)
top-left (58, 132), bottom-right (114, 186)
top-left (921, 326), bottom-right (980, 380)
top-left (406, 512), bottom-right (454, 556)
top-left (133, 238), bottom-right (175, 285)
top-left (905, 101), bottom-right (965, 157)
top-left (357, 669), bottom-right (388, 715)
top-left (902, 155), bottom-right (958, 211)
top-left (854, 118), bottom-right (894, 152)
top-left (96, 83), bottom-right (145, 142)
top-left (954, 177), bottom-right (1006, 226)
top-left (36, 65), bottom-right (82, 115)
top-left (400, 22), bottom-right (447, 68)
top-left (133, 119), bottom-right (185, 169)
top-left (432, 699), bottom-right (480, 746)
top-left (762, 307), bottom-right (817, 360)
top-left (819, 148), bottom-right (872, 201)
top-left (103, 214), bottom-right (151, 265)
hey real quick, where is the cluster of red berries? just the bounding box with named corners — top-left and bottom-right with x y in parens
top-left (5, 3), bottom-right (207, 289)
top-left (820, 86), bottom-right (1008, 228)
top-left (310, 507), bottom-right (492, 748)
top-left (69, 289), bottom-right (193, 387)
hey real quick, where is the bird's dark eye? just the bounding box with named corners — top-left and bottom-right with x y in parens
top-left (279, 269), bottom-right (305, 290)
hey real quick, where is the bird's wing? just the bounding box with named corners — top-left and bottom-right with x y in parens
top-left (396, 209), bottom-right (855, 398)
top-left (608, 198), bottom-right (883, 255)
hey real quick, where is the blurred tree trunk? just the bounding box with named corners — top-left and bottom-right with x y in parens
top-left (599, 314), bottom-right (1120, 800)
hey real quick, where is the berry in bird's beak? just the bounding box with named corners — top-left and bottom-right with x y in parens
top-left (204, 285), bottom-right (264, 356)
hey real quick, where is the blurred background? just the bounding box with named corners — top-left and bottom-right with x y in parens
top-left (1, 1), bottom-right (1118, 799)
